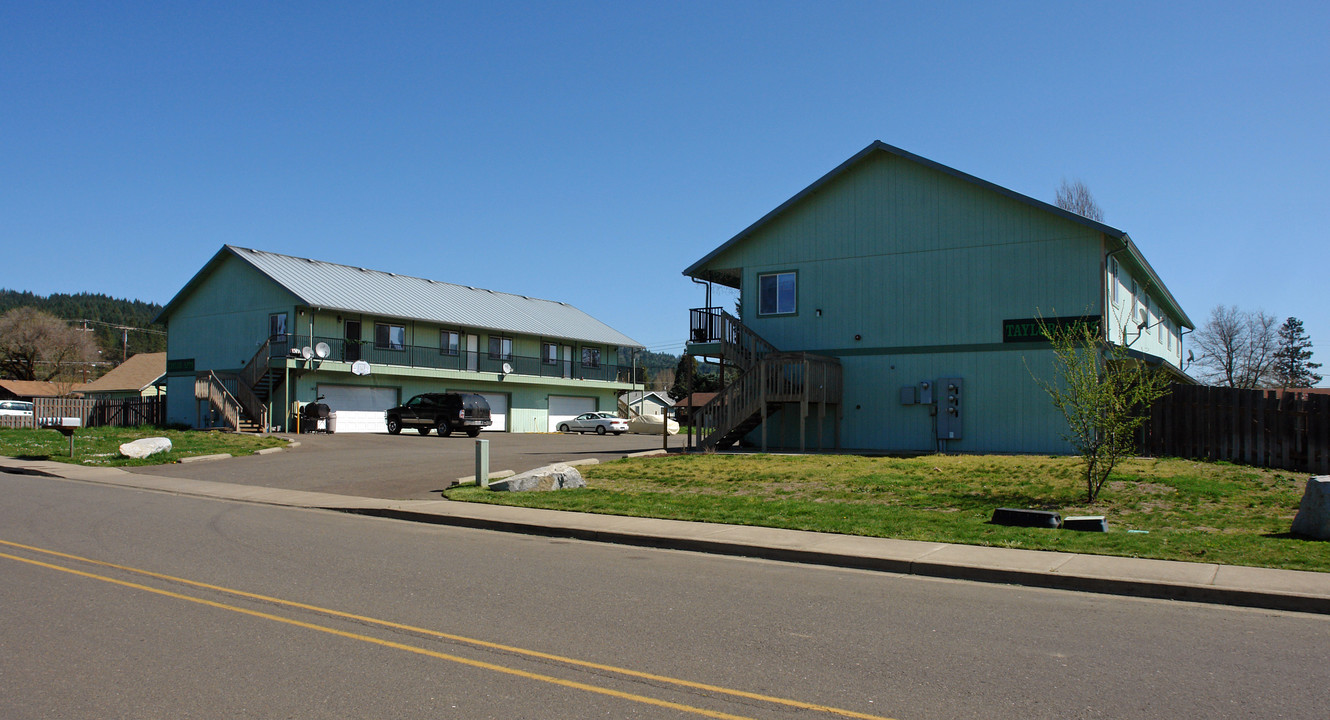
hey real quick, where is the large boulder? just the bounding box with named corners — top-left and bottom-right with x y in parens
top-left (489, 463), bottom-right (585, 492)
top-left (1291, 476), bottom-right (1330, 540)
top-left (119, 437), bottom-right (173, 459)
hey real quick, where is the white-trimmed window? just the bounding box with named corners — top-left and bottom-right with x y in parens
top-left (581, 346), bottom-right (601, 368)
top-left (1109, 259), bottom-right (1119, 304)
top-left (758, 271), bottom-right (797, 316)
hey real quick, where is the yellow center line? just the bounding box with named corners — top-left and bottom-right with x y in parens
top-left (3, 550), bottom-right (760, 720)
top-left (0, 539), bottom-right (897, 720)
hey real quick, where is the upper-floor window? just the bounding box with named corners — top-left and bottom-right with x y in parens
top-left (375, 323), bottom-right (405, 350)
top-left (488, 336), bottom-right (513, 360)
top-left (581, 347), bottom-right (601, 368)
top-left (441, 330), bottom-right (459, 356)
top-left (269, 312), bottom-right (287, 339)
top-left (1109, 259), bottom-right (1119, 304)
top-left (758, 271), bottom-right (797, 316)
top-left (542, 342), bottom-right (559, 365)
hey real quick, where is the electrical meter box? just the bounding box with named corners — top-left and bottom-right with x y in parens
top-left (936, 377), bottom-right (963, 439)
top-left (900, 386), bottom-right (917, 405)
top-left (917, 381), bottom-right (933, 405)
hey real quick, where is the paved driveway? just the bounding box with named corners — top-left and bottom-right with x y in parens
top-left (127, 431), bottom-right (675, 500)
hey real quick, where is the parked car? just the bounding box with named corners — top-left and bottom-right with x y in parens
top-left (557, 411), bottom-right (628, 435)
top-left (385, 393), bottom-right (492, 437)
top-left (0, 400), bottom-right (34, 417)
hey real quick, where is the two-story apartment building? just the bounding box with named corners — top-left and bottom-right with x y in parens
top-left (156, 246), bottom-right (641, 432)
top-left (683, 141), bottom-right (1192, 454)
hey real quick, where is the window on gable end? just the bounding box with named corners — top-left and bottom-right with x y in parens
top-left (758, 271), bottom-right (797, 316)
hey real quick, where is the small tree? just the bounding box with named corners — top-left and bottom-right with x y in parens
top-left (1271, 316), bottom-right (1322, 388)
top-left (1035, 316), bottom-right (1172, 503)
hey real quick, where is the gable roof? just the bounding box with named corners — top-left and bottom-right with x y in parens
top-left (81, 352), bottom-right (166, 394)
top-left (158, 246), bottom-right (642, 348)
top-left (625, 390), bottom-right (672, 405)
top-left (684, 140), bottom-right (1192, 329)
top-left (0, 380), bottom-right (86, 399)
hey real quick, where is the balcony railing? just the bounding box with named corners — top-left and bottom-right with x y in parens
top-left (269, 334), bottom-right (632, 383)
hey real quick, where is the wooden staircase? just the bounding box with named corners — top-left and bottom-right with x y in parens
top-left (688, 308), bottom-right (842, 452)
top-left (193, 340), bottom-right (277, 433)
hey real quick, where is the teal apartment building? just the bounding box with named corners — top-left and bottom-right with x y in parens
top-left (684, 141), bottom-right (1193, 454)
top-left (157, 246), bottom-right (640, 432)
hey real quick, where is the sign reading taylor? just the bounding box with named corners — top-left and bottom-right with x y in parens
top-left (1003, 316), bottom-right (1100, 343)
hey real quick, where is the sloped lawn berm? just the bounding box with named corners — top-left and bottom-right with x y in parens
top-left (445, 453), bottom-right (1330, 573)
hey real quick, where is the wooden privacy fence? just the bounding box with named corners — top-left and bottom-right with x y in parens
top-left (0, 397), bottom-right (166, 430)
top-left (1144, 384), bottom-right (1330, 474)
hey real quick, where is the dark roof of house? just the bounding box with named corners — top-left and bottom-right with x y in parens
top-left (673, 392), bottom-right (717, 407)
top-left (157, 246), bottom-right (642, 348)
top-left (683, 140), bottom-right (1193, 329)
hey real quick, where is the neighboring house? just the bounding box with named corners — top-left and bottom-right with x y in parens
top-left (672, 392), bottom-right (718, 424)
top-left (155, 246), bottom-right (642, 433)
top-left (80, 352), bottom-right (167, 400)
top-left (621, 390), bottom-right (673, 417)
top-left (0, 380), bottom-right (86, 401)
top-left (683, 140), bottom-right (1193, 454)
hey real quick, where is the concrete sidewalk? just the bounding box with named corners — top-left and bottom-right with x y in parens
top-left (5, 456), bottom-right (1330, 615)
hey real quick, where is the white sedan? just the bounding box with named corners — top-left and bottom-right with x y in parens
top-left (557, 412), bottom-right (628, 435)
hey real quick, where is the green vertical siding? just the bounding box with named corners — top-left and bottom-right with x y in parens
top-left (699, 149), bottom-right (1121, 453)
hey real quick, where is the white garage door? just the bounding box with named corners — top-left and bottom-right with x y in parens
top-left (477, 393), bottom-right (508, 432)
top-left (548, 395), bottom-right (596, 432)
top-left (317, 385), bottom-right (398, 433)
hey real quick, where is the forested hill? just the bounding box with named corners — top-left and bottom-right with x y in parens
top-left (0, 289), bottom-right (167, 358)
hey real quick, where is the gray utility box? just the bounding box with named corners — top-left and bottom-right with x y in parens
top-left (936, 377), bottom-right (963, 439)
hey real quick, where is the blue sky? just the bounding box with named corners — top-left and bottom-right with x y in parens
top-left (2, 1), bottom-right (1326, 379)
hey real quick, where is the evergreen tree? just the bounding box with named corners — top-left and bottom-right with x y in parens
top-left (1271, 317), bottom-right (1322, 388)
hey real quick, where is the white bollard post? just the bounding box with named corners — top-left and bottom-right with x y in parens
top-left (475, 438), bottom-right (490, 488)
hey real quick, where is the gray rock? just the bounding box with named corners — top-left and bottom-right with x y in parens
top-left (1291, 476), bottom-right (1330, 540)
top-left (489, 463), bottom-right (585, 492)
top-left (119, 437), bottom-right (173, 459)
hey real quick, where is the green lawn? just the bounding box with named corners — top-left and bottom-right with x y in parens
top-left (0, 426), bottom-right (289, 466)
top-left (446, 453), bottom-right (1330, 572)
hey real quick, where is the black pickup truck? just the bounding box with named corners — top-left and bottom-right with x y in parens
top-left (385, 393), bottom-right (492, 437)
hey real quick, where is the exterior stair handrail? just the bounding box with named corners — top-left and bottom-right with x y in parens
top-left (689, 308), bottom-right (777, 370)
top-left (194, 371), bottom-right (243, 431)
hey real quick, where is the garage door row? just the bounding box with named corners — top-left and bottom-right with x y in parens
top-left (314, 385), bottom-right (595, 434)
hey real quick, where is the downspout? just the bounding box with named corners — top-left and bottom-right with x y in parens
top-left (691, 276), bottom-right (712, 311)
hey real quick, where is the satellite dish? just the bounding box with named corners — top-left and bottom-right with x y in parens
top-left (314, 342), bottom-right (330, 359)
top-left (501, 362), bottom-right (513, 375)
top-left (301, 346), bottom-right (313, 360)
top-left (351, 360), bottom-right (371, 376)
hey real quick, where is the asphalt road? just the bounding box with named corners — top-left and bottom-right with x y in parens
top-left (4, 473), bottom-right (1328, 719)
top-left (127, 431), bottom-right (671, 499)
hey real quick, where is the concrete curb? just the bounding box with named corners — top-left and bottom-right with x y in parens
top-left (347, 504), bottom-right (1330, 615)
